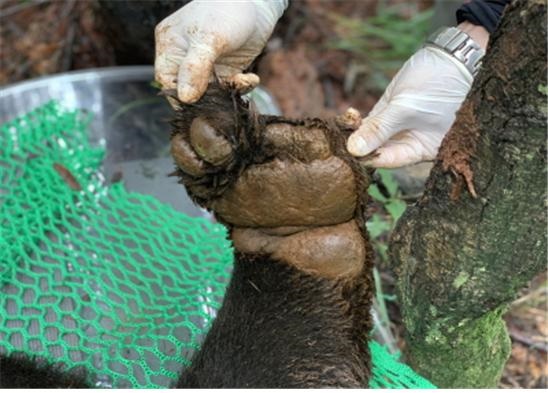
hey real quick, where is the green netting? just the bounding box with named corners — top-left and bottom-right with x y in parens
top-left (0, 102), bottom-right (435, 389)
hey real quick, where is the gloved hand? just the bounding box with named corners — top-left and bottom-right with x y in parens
top-left (346, 46), bottom-right (474, 168)
top-left (155, 0), bottom-right (287, 103)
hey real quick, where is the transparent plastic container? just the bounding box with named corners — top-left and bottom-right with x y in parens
top-left (0, 66), bottom-right (280, 217)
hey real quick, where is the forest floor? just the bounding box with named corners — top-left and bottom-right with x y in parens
top-left (1, 0), bottom-right (546, 388)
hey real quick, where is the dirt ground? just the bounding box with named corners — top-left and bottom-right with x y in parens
top-left (1, 0), bottom-right (546, 388)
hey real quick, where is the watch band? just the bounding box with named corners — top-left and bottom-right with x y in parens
top-left (424, 26), bottom-right (485, 77)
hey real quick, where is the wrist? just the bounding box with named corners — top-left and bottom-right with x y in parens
top-left (457, 21), bottom-right (489, 50)
top-left (424, 26), bottom-right (486, 78)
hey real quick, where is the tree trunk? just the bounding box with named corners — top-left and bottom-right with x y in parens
top-left (390, 0), bottom-right (547, 388)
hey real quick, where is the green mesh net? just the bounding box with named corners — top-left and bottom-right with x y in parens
top-left (0, 102), bottom-right (436, 389)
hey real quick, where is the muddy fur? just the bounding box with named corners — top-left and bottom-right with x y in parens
top-left (0, 352), bottom-right (89, 388)
top-left (168, 86), bottom-right (372, 227)
top-left (177, 253), bottom-right (373, 388)
top-left (171, 84), bottom-right (375, 387)
top-left (168, 85), bottom-right (260, 206)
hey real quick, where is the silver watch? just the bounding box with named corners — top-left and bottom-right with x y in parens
top-left (424, 26), bottom-right (485, 77)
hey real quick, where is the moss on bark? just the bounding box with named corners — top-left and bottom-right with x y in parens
top-left (407, 308), bottom-right (511, 387)
top-left (391, 0), bottom-right (547, 387)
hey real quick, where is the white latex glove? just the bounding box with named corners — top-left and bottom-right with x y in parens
top-left (346, 46), bottom-right (474, 168)
top-left (155, 0), bottom-right (287, 103)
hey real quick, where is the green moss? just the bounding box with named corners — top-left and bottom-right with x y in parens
top-left (452, 271), bottom-right (470, 289)
top-left (407, 308), bottom-right (511, 388)
top-left (424, 327), bottom-right (446, 345)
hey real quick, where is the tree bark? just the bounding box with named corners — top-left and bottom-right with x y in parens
top-left (390, 0), bottom-right (547, 388)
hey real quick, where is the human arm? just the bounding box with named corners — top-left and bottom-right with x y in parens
top-left (346, 1), bottom-right (509, 168)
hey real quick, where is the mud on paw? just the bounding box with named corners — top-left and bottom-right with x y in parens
top-left (168, 84), bottom-right (371, 279)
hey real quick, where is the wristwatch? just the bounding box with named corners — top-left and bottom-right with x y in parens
top-left (424, 27), bottom-right (485, 77)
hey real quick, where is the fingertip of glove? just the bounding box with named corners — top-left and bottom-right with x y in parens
top-left (223, 73), bottom-right (260, 94)
top-left (346, 134), bottom-right (369, 157)
top-left (177, 83), bottom-right (202, 104)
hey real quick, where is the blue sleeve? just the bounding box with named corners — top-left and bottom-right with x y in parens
top-left (456, 0), bottom-right (512, 34)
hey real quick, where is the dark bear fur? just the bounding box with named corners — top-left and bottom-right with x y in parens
top-left (178, 253), bottom-right (373, 388)
top-left (0, 352), bottom-right (89, 388)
